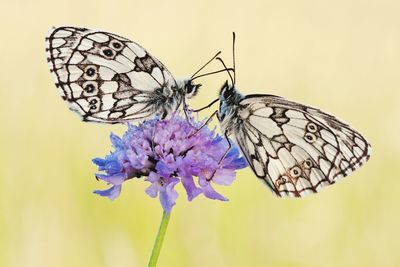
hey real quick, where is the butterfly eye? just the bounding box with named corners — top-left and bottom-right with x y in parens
top-left (223, 88), bottom-right (231, 99)
top-left (186, 85), bottom-right (193, 94)
top-left (185, 83), bottom-right (201, 99)
top-left (219, 81), bottom-right (230, 99)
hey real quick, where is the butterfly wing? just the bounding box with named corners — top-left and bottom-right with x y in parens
top-left (45, 26), bottom-right (179, 123)
top-left (232, 94), bottom-right (371, 197)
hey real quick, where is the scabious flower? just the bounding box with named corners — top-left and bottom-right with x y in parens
top-left (93, 114), bottom-right (248, 213)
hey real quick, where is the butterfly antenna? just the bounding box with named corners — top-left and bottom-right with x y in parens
top-left (191, 68), bottom-right (235, 81)
top-left (190, 51), bottom-right (222, 79)
top-left (232, 32), bottom-right (236, 85)
top-left (216, 57), bottom-right (234, 86)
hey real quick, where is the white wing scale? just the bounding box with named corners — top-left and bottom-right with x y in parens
top-left (231, 95), bottom-right (371, 197)
top-left (45, 26), bottom-right (180, 123)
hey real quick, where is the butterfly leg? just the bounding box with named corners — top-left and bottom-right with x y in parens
top-left (206, 131), bottom-right (232, 181)
top-left (150, 121), bottom-right (157, 150)
top-left (219, 131), bottom-right (232, 164)
top-left (188, 110), bottom-right (218, 138)
top-left (186, 98), bottom-right (219, 135)
top-left (150, 121), bottom-right (164, 159)
top-left (182, 97), bottom-right (194, 127)
top-left (190, 98), bottom-right (219, 113)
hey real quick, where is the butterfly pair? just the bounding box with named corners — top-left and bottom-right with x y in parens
top-left (46, 26), bottom-right (371, 197)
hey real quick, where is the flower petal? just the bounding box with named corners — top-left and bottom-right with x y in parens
top-left (159, 178), bottom-right (179, 214)
top-left (145, 182), bottom-right (160, 198)
top-left (95, 173), bottom-right (126, 185)
top-left (110, 133), bottom-right (124, 150)
top-left (181, 175), bottom-right (202, 201)
top-left (93, 114), bottom-right (247, 212)
top-left (155, 160), bottom-right (176, 179)
top-left (94, 185), bottom-right (122, 200)
top-left (199, 180), bottom-right (228, 201)
top-left (212, 168), bottom-right (236, 185)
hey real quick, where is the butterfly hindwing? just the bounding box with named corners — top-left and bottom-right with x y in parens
top-left (232, 95), bottom-right (371, 197)
top-left (45, 26), bottom-right (179, 123)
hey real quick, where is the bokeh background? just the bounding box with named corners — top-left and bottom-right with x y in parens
top-left (1, 0), bottom-right (398, 266)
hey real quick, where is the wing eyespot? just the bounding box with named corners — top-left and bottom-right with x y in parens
top-left (306, 122), bottom-right (318, 133)
top-left (304, 132), bottom-right (317, 143)
top-left (82, 81), bottom-right (98, 96)
top-left (87, 96), bottom-right (101, 112)
top-left (303, 159), bottom-right (313, 169)
top-left (289, 166), bottom-right (302, 178)
top-left (84, 65), bottom-right (98, 80)
top-left (101, 47), bottom-right (115, 58)
top-left (85, 83), bottom-right (95, 93)
top-left (110, 40), bottom-right (123, 51)
top-left (45, 27), bottom-right (209, 123)
top-left (231, 94), bottom-right (371, 198)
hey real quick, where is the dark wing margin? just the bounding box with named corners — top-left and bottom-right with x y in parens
top-left (45, 26), bottom-right (179, 123)
top-left (232, 95), bottom-right (371, 197)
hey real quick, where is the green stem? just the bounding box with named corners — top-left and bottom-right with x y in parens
top-left (148, 210), bottom-right (171, 267)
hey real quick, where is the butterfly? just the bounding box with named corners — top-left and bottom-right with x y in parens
top-left (45, 26), bottom-right (222, 123)
top-left (200, 33), bottom-right (372, 197)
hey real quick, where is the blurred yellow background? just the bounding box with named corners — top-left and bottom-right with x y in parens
top-left (1, 0), bottom-right (398, 266)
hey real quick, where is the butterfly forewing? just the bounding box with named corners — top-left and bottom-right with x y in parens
top-left (45, 26), bottom-right (180, 123)
top-left (230, 94), bottom-right (371, 197)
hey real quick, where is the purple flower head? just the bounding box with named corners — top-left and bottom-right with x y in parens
top-left (93, 114), bottom-right (248, 214)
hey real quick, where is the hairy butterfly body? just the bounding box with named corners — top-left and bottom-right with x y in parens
top-left (218, 81), bottom-right (371, 197)
top-left (45, 26), bottom-right (202, 123)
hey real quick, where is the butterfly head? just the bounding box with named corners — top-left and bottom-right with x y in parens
top-left (219, 80), bottom-right (237, 102)
top-left (218, 80), bottom-right (242, 124)
top-left (183, 79), bottom-right (202, 99)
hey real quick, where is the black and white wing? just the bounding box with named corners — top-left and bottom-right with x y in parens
top-left (45, 26), bottom-right (180, 123)
top-left (233, 95), bottom-right (371, 197)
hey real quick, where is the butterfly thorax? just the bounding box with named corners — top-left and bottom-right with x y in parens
top-left (154, 84), bottom-right (183, 119)
top-left (218, 82), bottom-right (244, 135)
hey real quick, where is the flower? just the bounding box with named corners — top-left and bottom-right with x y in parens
top-left (93, 114), bottom-right (248, 213)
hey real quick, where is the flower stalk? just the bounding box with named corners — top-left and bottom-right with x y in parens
top-left (148, 210), bottom-right (171, 267)
top-left (92, 114), bottom-right (247, 265)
